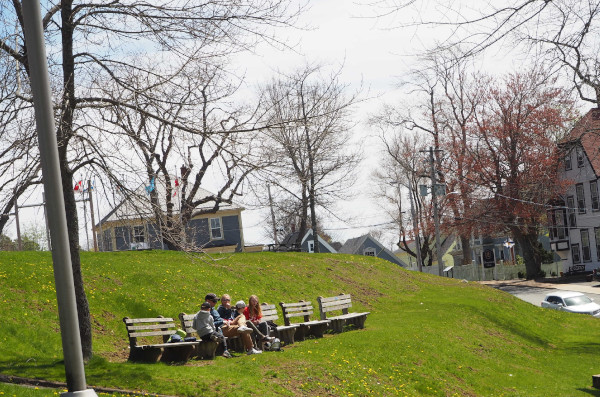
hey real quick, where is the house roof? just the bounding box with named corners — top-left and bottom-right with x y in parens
top-left (96, 178), bottom-right (243, 227)
top-left (563, 108), bottom-right (600, 177)
top-left (301, 229), bottom-right (338, 253)
top-left (338, 234), bottom-right (368, 254)
top-left (340, 233), bottom-right (407, 266)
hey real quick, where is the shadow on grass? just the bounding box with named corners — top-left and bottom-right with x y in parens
top-left (576, 388), bottom-right (600, 396)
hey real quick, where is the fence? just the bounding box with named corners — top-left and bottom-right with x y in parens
top-left (406, 261), bottom-right (562, 282)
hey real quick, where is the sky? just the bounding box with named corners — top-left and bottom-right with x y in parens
top-left (233, 0), bottom-right (460, 247)
top-left (3, 0), bottom-right (536, 251)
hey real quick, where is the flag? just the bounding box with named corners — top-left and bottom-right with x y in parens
top-left (145, 177), bottom-right (155, 194)
top-left (74, 180), bottom-right (82, 192)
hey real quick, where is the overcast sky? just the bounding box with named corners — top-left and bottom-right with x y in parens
top-left (236, 0), bottom-right (456, 247)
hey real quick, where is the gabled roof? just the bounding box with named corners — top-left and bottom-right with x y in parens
top-left (563, 108), bottom-right (600, 176)
top-left (301, 229), bottom-right (338, 253)
top-left (96, 177), bottom-right (243, 227)
top-left (339, 233), bottom-right (407, 266)
top-left (338, 234), bottom-right (368, 254)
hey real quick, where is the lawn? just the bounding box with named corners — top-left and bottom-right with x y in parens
top-left (0, 250), bottom-right (599, 396)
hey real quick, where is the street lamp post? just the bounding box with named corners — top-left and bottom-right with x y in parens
top-left (22, 2), bottom-right (97, 396)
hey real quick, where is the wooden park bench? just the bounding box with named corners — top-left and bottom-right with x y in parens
top-left (260, 303), bottom-right (299, 346)
top-left (123, 316), bottom-right (199, 362)
top-left (178, 312), bottom-right (241, 358)
top-left (279, 300), bottom-right (331, 341)
top-left (317, 294), bottom-right (370, 333)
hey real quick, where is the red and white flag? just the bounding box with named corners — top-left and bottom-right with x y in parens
top-left (74, 180), bottom-right (83, 192)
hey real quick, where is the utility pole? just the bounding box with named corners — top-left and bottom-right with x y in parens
top-left (267, 183), bottom-right (279, 245)
top-left (88, 181), bottom-right (98, 252)
top-left (422, 146), bottom-right (444, 276)
top-left (408, 179), bottom-right (423, 272)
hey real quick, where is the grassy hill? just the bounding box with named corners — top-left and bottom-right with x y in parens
top-left (1, 250), bottom-right (600, 396)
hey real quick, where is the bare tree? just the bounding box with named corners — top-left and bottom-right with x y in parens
top-left (371, 0), bottom-right (600, 105)
top-left (254, 64), bottom-right (361, 250)
top-left (0, 0), bottom-right (303, 360)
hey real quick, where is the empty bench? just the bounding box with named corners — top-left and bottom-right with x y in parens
top-left (317, 294), bottom-right (370, 333)
top-left (260, 303), bottom-right (299, 346)
top-left (123, 316), bottom-right (198, 362)
top-left (279, 300), bottom-right (331, 341)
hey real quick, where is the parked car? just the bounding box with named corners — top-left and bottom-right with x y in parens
top-left (541, 291), bottom-right (600, 317)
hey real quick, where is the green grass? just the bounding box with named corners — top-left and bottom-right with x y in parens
top-left (1, 250), bottom-right (600, 396)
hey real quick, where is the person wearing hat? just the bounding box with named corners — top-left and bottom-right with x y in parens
top-left (201, 293), bottom-right (231, 358)
top-left (192, 302), bottom-right (231, 358)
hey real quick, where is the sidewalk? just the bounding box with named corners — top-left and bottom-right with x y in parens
top-left (480, 276), bottom-right (600, 296)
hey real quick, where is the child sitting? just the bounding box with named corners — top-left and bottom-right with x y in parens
top-left (193, 302), bottom-right (232, 358)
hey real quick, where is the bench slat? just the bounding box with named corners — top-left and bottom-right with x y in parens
top-left (280, 301), bottom-right (312, 308)
top-left (126, 323), bottom-right (176, 331)
top-left (321, 303), bottom-right (352, 313)
top-left (320, 299), bottom-right (352, 308)
top-left (128, 330), bottom-right (175, 338)
top-left (285, 311), bottom-right (314, 318)
top-left (124, 317), bottom-right (174, 324)
top-left (318, 294), bottom-right (351, 303)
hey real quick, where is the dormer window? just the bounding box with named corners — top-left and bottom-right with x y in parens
top-left (576, 146), bottom-right (584, 168)
top-left (564, 152), bottom-right (572, 170)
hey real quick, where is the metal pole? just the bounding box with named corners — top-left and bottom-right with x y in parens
top-left (43, 192), bottom-right (51, 250)
top-left (429, 147), bottom-right (443, 276)
top-left (87, 181), bottom-right (97, 251)
top-left (267, 183), bottom-right (279, 245)
top-left (21, 2), bottom-right (97, 396)
top-left (408, 180), bottom-right (423, 272)
top-left (14, 199), bottom-right (22, 251)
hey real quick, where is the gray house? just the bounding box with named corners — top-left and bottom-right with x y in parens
top-left (278, 229), bottom-right (337, 253)
top-left (95, 185), bottom-right (247, 253)
top-left (339, 234), bottom-right (407, 267)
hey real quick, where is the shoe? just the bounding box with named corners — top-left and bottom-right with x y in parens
top-left (246, 348), bottom-right (262, 355)
top-left (222, 350), bottom-right (232, 358)
top-left (238, 326), bottom-right (253, 334)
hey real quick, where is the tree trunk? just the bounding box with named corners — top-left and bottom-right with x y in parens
top-left (60, 1), bottom-right (92, 361)
top-left (512, 227), bottom-right (542, 279)
top-left (461, 235), bottom-right (471, 265)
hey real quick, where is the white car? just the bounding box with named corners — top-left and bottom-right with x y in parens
top-left (541, 291), bottom-right (600, 317)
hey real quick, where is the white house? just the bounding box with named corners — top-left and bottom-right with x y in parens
top-left (549, 108), bottom-right (600, 273)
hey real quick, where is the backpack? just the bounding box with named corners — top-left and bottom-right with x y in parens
top-left (263, 338), bottom-right (281, 351)
top-left (167, 334), bottom-right (183, 343)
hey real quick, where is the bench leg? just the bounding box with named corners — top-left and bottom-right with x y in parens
top-left (128, 347), bottom-right (162, 362)
top-left (276, 328), bottom-right (296, 346)
top-left (308, 323), bottom-right (329, 338)
top-left (295, 325), bottom-right (309, 341)
top-left (160, 345), bottom-right (195, 362)
top-left (329, 319), bottom-right (344, 333)
top-left (195, 341), bottom-right (218, 360)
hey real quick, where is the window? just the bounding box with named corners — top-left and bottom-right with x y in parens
top-left (577, 146), bottom-right (584, 168)
top-left (591, 181), bottom-right (599, 211)
top-left (564, 152), bottom-right (572, 170)
top-left (307, 240), bottom-right (314, 253)
top-left (576, 184), bottom-right (586, 214)
top-left (133, 225), bottom-right (145, 243)
top-left (595, 228), bottom-right (600, 261)
top-left (364, 247), bottom-right (376, 256)
top-left (555, 209), bottom-right (566, 240)
top-left (567, 196), bottom-right (576, 227)
top-left (209, 218), bottom-right (223, 240)
top-left (581, 229), bottom-right (591, 262)
top-left (571, 243), bottom-right (581, 264)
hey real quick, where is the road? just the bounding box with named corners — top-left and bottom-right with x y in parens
top-left (484, 280), bottom-right (600, 307)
